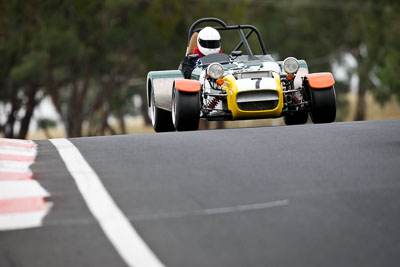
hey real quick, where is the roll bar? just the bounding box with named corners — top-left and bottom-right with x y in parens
top-left (186, 17), bottom-right (267, 56)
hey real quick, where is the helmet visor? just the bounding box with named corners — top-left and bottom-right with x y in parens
top-left (199, 38), bottom-right (221, 49)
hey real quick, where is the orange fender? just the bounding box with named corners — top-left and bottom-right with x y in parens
top-left (306, 72), bottom-right (335, 89)
top-left (175, 79), bottom-right (201, 93)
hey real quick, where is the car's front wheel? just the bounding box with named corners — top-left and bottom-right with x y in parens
top-left (309, 86), bottom-right (336, 124)
top-left (172, 85), bottom-right (200, 131)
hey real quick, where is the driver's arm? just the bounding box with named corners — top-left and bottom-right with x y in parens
top-left (180, 56), bottom-right (196, 79)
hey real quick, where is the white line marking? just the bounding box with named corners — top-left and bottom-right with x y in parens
top-left (49, 138), bottom-right (164, 267)
top-left (0, 203), bottom-right (52, 231)
top-left (201, 199), bottom-right (289, 215)
top-left (132, 200), bottom-right (289, 221)
top-left (0, 180), bottom-right (50, 200)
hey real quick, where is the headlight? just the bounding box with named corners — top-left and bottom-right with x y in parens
top-left (207, 63), bottom-right (224, 79)
top-left (283, 57), bottom-right (299, 74)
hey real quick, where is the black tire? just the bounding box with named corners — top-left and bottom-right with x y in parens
top-left (150, 91), bottom-right (175, 132)
top-left (172, 85), bottom-right (200, 131)
top-left (283, 110), bottom-right (308, 125)
top-left (309, 86), bottom-right (336, 124)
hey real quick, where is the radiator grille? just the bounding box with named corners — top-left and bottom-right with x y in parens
top-left (236, 90), bottom-right (279, 111)
top-left (237, 100), bottom-right (279, 111)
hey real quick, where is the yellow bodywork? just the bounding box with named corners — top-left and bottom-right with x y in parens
top-left (222, 74), bottom-right (284, 119)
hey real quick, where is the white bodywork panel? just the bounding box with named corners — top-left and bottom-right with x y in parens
top-left (153, 78), bottom-right (175, 111)
top-left (261, 61), bottom-right (281, 73)
top-left (294, 67), bottom-right (309, 89)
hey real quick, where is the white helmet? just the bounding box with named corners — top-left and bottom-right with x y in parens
top-left (197, 26), bottom-right (221, 56)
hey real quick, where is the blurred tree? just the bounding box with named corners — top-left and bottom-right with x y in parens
top-left (312, 0), bottom-right (400, 121)
top-left (341, 0), bottom-right (384, 120)
top-left (373, 1), bottom-right (400, 104)
top-left (0, 0), bottom-right (44, 138)
top-left (33, 0), bottom-right (144, 137)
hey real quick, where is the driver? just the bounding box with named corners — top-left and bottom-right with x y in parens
top-left (194, 26), bottom-right (222, 58)
top-left (181, 27), bottom-right (222, 79)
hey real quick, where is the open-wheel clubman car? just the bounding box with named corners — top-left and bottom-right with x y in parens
top-left (147, 18), bottom-right (336, 132)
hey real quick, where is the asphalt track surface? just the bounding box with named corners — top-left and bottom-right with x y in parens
top-left (1, 119), bottom-right (400, 267)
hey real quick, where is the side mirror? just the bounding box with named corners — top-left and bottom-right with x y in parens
top-left (188, 54), bottom-right (199, 60)
top-left (231, 51), bottom-right (242, 57)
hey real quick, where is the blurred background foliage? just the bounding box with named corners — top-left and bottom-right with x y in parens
top-left (0, 0), bottom-right (399, 138)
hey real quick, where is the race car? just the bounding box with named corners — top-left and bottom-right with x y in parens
top-left (147, 17), bottom-right (336, 132)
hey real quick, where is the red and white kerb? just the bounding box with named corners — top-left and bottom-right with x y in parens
top-left (0, 138), bottom-right (51, 231)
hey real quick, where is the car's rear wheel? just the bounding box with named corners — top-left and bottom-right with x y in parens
top-left (172, 85), bottom-right (200, 131)
top-left (309, 86), bottom-right (336, 124)
top-left (283, 110), bottom-right (308, 125)
top-left (150, 90), bottom-right (175, 132)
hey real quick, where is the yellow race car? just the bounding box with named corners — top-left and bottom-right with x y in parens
top-left (147, 18), bottom-right (336, 132)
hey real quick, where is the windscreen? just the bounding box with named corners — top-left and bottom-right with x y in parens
top-left (200, 53), bottom-right (230, 65)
